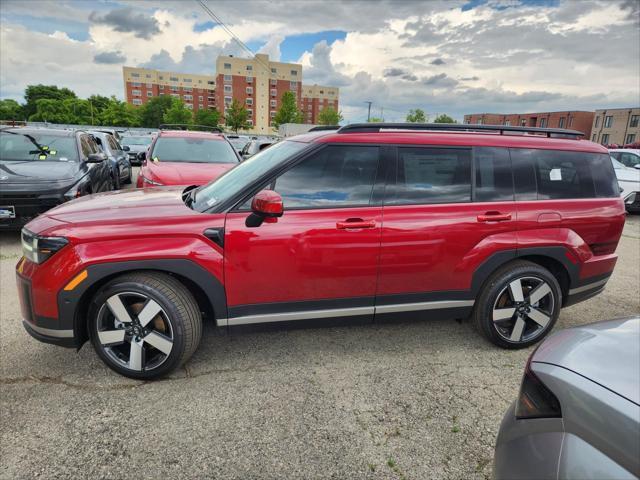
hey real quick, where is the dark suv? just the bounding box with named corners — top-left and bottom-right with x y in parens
top-left (16, 123), bottom-right (624, 379)
top-left (1, 127), bottom-right (112, 229)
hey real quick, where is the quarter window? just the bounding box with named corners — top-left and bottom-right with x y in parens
top-left (387, 148), bottom-right (471, 205)
top-left (275, 146), bottom-right (379, 209)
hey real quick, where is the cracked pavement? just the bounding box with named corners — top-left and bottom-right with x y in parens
top-left (1, 180), bottom-right (638, 479)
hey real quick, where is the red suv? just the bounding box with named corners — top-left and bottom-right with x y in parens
top-left (17, 123), bottom-right (625, 379)
top-left (136, 125), bottom-right (239, 188)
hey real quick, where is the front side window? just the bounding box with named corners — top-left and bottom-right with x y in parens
top-left (274, 146), bottom-right (379, 209)
top-left (388, 148), bottom-right (471, 205)
top-left (151, 137), bottom-right (238, 164)
top-left (620, 152), bottom-right (640, 168)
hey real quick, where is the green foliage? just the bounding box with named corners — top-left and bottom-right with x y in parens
top-left (433, 114), bottom-right (456, 123)
top-left (99, 100), bottom-right (140, 127)
top-left (163, 98), bottom-right (193, 125)
top-left (272, 91), bottom-right (303, 128)
top-left (225, 99), bottom-right (250, 132)
top-left (368, 117), bottom-right (384, 123)
top-left (24, 84), bottom-right (76, 118)
top-left (138, 95), bottom-right (175, 128)
top-left (406, 108), bottom-right (427, 123)
top-left (87, 94), bottom-right (112, 112)
top-left (0, 99), bottom-right (24, 121)
top-left (194, 108), bottom-right (220, 127)
top-left (317, 106), bottom-right (343, 125)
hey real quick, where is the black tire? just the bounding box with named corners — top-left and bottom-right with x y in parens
top-left (88, 271), bottom-right (202, 380)
top-left (473, 260), bottom-right (561, 349)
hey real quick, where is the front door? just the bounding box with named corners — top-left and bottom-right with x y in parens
top-left (224, 144), bottom-right (384, 325)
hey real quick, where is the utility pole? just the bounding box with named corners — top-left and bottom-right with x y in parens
top-left (364, 101), bottom-right (372, 122)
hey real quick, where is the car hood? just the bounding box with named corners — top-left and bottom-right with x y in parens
top-left (148, 161), bottom-right (235, 186)
top-left (0, 160), bottom-right (80, 183)
top-left (125, 144), bottom-right (148, 153)
top-left (533, 317), bottom-right (640, 405)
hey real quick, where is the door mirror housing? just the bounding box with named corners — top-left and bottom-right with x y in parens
top-left (137, 151), bottom-right (147, 162)
top-left (246, 190), bottom-right (283, 227)
top-left (634, 163), bottom-right (640, 170)
top-left (122, 145), bottom-right (130, 152)
top-left (87, 152), bottom-right (107, 163)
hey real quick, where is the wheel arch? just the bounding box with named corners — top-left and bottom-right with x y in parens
top-left (60, 259), bottom-right (227, 349)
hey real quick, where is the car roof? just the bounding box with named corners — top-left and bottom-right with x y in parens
top-left (610, 148), bottom-right (640, 154)
top-left (533, 317), bottom-right (640, 405)
top-left (158, 130), bottom-right (226, 140)
top-left (288, 130), bottom-right (608, 153)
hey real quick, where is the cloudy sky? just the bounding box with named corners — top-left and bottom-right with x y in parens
top-left (1, 0), bottom-right (638, 122)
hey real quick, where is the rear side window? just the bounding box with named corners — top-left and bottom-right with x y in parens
top-left (389, 147), bottom-right (471, 205)
top-left (275, 145), bottom-right (379, 208)
top-left (511, 149), bottom-right (618, 200)
top-left (474, 147), bottom-right (514, 202)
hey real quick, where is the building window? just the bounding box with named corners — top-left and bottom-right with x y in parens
top-left (131, 82), bottom-right (141, 87)
top-left (186, 103), bottom-right (193, 109)
top-left (246, 76), bottom-right (253, 83)
top-left (170, 76), bottom-right (179, 81)
top-left (159, 76), bottom-right (164, 80)
top-left (291, 70), bottom-right (297, 76)
top-left (270, 99), bottom-right (277, 107)
top-left (604, 116), bottom-right (613, 128)
top-left (131, 73), bottom-right (140, 78)
top-left (224, 85), bottom-right (232, 93)
top-left (592, 134), bottom-right (597, 141)
top-left (159, 85), bottom-right (164, 90)
top-left (147, 91), bottom-right (153, 97)
top-left (568, 117), bottom-right (573, 127)
top-left (224, 63), bottom-right (231, 69)
top-left (558, 117), bottom-right (565, 128)
top-left (132, 98), bottom-right (142, 105)
top-left (224, 74), bottom-right (232, 83)
top-left (247, 119), bottom-right (253, 126)
top-left (224, 96), bottom-right (232, 105)
top-left (271, 67), bottom-right (276, 74)
top-left (270, 111), bottom-right (276, 118)
top-left (184, 95), bottom-right (193, 101)
top-left (595, 116), bottom-right (600, 128)
top-left (132, 90), bottom-right (141, 96)
top-left (271, 89), bottom-right (277, 97)
top-left (539, 118), bottom-right (546, 128)
top-left (626, 134), bottom-right (636, 144)
top-left (184, 78), bottom-right (192, 83)
top-left (246, 86), bottom-right (253, 94)
top-left (207, 80), bottom-right (215, 85)
top-left (630, 115), bottom-right (639, 128)
top-left (247, 109), bottom-right (253, 116)
top-left (520, 119), bottom-right (526, 126)
top-left (601, 134), bottom-right (610, 144)
top-left (184, 87), bottom-right (192, 93)
top-left (246, 65), bottom-right (253, 71)
top-left (290, 81), bottom-right (298, 90)
top-left (146, 83), bottom-right (153, 88)
top-left (170, 93), bottom-right (179, 98)
top-left (146, 74), bottom-right (151, 78)
top-left (246, 98), bottom-right (253, 106)
top-left (199, 96), bottom-right (203, 101)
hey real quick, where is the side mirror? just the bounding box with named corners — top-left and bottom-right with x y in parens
top-left (122, 145), bottom-right (130, 152)
top-left (634, 164), bottom-right (640, 170)
top-left (87, 152), bottom-right (107, 163)
top-left (137, 151), bottom-right (147, 162)
top-left (246, 190), bottom-right (283, 227)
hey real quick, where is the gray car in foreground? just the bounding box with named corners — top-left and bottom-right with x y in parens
top-left (494, 317), bottom-right (639, 480)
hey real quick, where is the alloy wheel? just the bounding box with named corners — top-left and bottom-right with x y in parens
top-left (491, 276), bottom-right (555, 343)
top-left (96, 292), bottom-right (174, 371)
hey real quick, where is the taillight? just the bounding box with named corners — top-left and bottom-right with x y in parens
top-left (515, 359), bottom-right (562, 420)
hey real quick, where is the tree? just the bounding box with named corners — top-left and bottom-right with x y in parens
top-left (433, 114), bottom-right (456, 124)
top-left (194, 108), bottom-right (221, 127)
top-left (99, 99), bottom-right (140, 127)
top-left (225, 99), bottom-right (250, 132)
top-left (163, 98), bottom-right (193, 125)
top-left (138, 95), bottom-right (175, 128)
top-left (406, 108), bottom-right (427, 123)
top-left (368, 117), bottom-right (384, 123)
top-left (0, 99), bottom-right (24, 121)
top-left (24, 84), bottom-right (76, 118)
top-left (317, 106), bottom-right (343, 125)
top-left (272, 91), bottom-right (303, 128)
top-left (28, 98), bottom-right (71, 123)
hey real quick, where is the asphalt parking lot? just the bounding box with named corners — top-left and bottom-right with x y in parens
top-left (1, 174), bottom-right (639, 479)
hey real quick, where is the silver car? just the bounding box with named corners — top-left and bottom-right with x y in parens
top-left (494, 317), bottom-right (639, 480)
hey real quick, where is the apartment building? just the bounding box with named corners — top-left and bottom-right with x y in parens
top-left (122, 66), bottom-right (217, 112)
top-left (463, 111), bottom-right (594, 138)
top-left (590, 108), bottom-right (640, 146)
top-left (301, 85), bottom-right (339, 124)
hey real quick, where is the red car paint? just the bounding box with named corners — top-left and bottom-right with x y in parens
top-left (17, 127), bottom-right (626, 349)
top-left (136, 130), bottom-right (238, 188)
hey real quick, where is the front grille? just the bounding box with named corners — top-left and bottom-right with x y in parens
top-left (0, 194), bottom-right (62, 216)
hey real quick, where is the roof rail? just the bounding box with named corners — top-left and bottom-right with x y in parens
top-left (158, 124), bottom-right (223, 133)
top-left (308, 125), bottom-right (340, 132)
top-left (337, 123), bottom-right (584, 139)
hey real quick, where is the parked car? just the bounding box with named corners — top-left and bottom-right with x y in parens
top-left (90, 131), bottom-right (132, 189)
top-left (17, 123), bottom-right (625, 379)
top-left (494, 316), bottom-right (639, 480)
top-left (612, 156), bottom-right (640, 213)
top-left (120, 135), bottom-right (154, 166)
top-left (92, 128), bottom-right (124, 143)
top-left (241, 139), bottom-right (274, 159)
top-left (1, 127), bottom-right (112, 230)
top-left (610, 148), bottom-right (640, 169)
top-left (136, 127), bottom-right (239, 187)
top-left (225, 134), bottom-right (249, 154)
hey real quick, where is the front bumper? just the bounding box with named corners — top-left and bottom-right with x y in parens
top-left (0, 192), bottom-right (66, 230)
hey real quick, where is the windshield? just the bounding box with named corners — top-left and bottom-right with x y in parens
top-left (0, 132), bottom-right (78, 162)
top-left (122, 136), bottom-right (153, 146)
top-left (193, 140), bottom-right (308, 212)
top-left (151, 137), bottom-right (238, 164)
top-left (228, 138), bottom-right (248, 150)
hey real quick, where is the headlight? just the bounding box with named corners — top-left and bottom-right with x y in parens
top-left (140, 173), bottom-right (164, 186)
top-left (21, 229), bottom-right (68, 264)
top-left (515, 359), bottom-right (562, 419)
top-left (64, 177), bottom-right (90, 201)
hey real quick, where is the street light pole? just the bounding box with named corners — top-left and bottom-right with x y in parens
top-left (364, 101), bottom-right (372, 122)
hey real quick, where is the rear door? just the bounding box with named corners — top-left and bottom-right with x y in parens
top-left (223, 144), bottom-right (385, 325)
top-left (375, 146), bottom-right (517, 315)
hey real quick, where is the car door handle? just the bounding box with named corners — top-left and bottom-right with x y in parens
top-left (336, 218), bottom-right (376, 229)
top-left (477, 212), bottom-right (512, 222)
